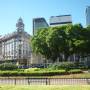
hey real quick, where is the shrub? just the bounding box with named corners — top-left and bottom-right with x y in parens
top-left (24, 68), bottom-right (41, 72)
top-left (74, 62), bottom-right (88, 69)
top-left (48, 62), bottom-right (75, 71)
top-left (0, 71), bottom-right (19, 76)
top-left (0, 63), bottom-right (18, 70)
top-left (68, 69), bottom-right (82, 74)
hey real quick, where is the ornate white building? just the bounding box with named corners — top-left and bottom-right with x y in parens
top-left (0, 18), bottom-right (31, 65)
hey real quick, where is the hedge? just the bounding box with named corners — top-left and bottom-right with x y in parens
top-left (68, 69), bottom-right (82, 74)
top-left (0, 69), bottom-right (82, 76)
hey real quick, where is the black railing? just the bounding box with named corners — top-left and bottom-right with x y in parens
top-left (0, 78), bottom-right (90, 85)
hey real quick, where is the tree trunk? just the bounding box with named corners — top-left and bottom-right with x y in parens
top-left (64, 54), bottom-right (69, 61)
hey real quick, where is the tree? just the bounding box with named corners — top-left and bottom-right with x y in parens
top-left (67, 24), bottom-right (84, 61)
top-left (83, 25), bottom-right (90, 55)
top-left (31, 24), bottom-right (90, 63)
top-left (31, 28), bottom-right (51, 60)
top-left (46, 26), bottom-right (67, 62)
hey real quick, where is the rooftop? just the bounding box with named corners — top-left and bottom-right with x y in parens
top-left (50, 15), bottom-right (71, 18)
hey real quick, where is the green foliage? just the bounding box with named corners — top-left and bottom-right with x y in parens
top-left (0, 69), bottom-right (82, 76)
top-left (0, 70), bottom-right (61, 76)
top-left (31, 24), bottom-right (90, 62)
top-left (0, 65), bottom-right (83, 76)
top-left (31, 28), bottom-right (51, 59)
top-left (48, 62), bottom-right (75, 72)
top-left (46, 26), bottom-right (67, 61)
top-left (24, 68), bottom-right (41, 72)
top-left (0, 63), bottom-right (18, 70)
top-left (68, 69), bottom-right (82, 74)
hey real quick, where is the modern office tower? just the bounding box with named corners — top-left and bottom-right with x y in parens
top-left (33, 17), bottom-right (49, 35)
top-left (86, 6), bottom-right (90, 26)
top-left (49, 15), bottom-right (72, 27)
top-left (0, 18), bottom-right (31, 65)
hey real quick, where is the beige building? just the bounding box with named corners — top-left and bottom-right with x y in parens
top-left (30, 53), bottom-right (45, 64)
top-left (49, 15), bottom-right (72, 27)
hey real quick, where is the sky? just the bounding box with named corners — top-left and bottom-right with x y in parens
top-left (0, 0), bottom-right (90, 36)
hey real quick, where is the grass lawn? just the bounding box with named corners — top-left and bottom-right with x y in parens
top-left (50, 73), bottom-right (90, 78)
top-left (0, 85), bottom-right (90, 90)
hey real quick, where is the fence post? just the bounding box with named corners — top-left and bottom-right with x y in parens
top-left (46, 78), bottom-right (48, 85)
top-left (14, 78), bottom-right (16, 85)
top-left (86, 78), bottom-right (90, 84)
top-left (28, 78), bottom-right (30, 85)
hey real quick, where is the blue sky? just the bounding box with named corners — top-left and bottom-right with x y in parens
top-left (0, 0), bottom-right (90, 35)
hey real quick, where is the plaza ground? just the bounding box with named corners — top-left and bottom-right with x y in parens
top-left (0, 85), bottom-right (90, 90)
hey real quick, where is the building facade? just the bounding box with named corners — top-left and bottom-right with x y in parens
top-left (0, 18), bottom-right (31, 65)
top-left (33, 17), bottom-right (48, 35)
top-left (86, 6), bottom-right (90, 26)
top-left (49, 15), bottom-right (72, 27)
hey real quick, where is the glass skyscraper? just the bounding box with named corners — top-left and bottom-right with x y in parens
top-left (33, 17), bottom-right (49, 35)
top-left (86, 6), bottom-right (90, 26)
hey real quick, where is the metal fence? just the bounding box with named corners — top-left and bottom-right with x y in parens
top-left (0, 78), bottom-right (90, 85)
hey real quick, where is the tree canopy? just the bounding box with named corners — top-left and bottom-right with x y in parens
top-left (31, 24), bottom-right (90, 62)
